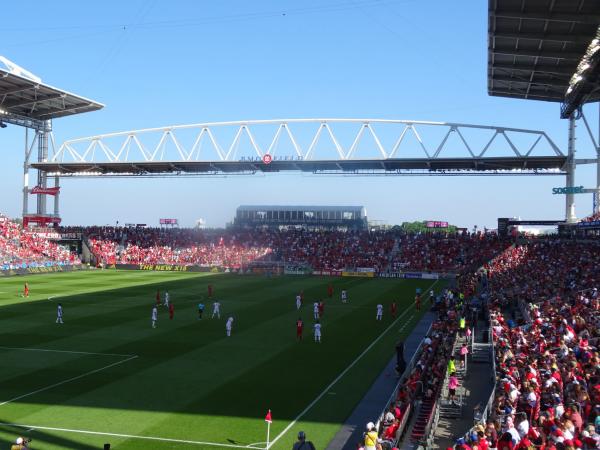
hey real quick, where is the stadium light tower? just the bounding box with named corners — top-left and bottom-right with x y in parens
top-left (0, 56), bottom-right (103, 227)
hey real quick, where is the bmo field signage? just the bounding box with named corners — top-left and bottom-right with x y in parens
top-left (552, 186), bottom-right (584, 195)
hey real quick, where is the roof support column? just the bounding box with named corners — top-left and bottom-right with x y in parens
top-left (565, 115), bottom-right (577, 223)
top-left (36, 126), bottom-right (49, 216)
top-left (596, 103), bottom-right (600, 214)
top-left (22, 128), bottom-right (30, 220)
top-left (53, 176), bottom-right (60, 222)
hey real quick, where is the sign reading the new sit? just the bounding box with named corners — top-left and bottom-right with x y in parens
top-left (552, 186), bottom-right (584, 195)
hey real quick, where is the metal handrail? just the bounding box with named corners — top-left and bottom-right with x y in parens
top-left (374, 323), bottom-right (434, 441)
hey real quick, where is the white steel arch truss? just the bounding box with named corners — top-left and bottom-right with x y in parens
top-left (49, 119), bottom-right (564, 164)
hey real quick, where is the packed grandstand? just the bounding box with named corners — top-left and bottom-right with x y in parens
top-left (1, 209), bottom-right (600, 450)
top-left (3, 208), bottom-right (600, 449)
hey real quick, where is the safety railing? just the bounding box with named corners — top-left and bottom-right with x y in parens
top-left (374, 322), bottom-right (434, 444)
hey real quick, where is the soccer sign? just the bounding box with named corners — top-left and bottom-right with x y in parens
top-left (552, 186), bottom-right (584, 195)
top-left (262, 153), bottom-right (272, 165)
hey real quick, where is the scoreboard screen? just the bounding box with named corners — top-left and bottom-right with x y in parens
top-left (426, 221), bottom-right (448, 228)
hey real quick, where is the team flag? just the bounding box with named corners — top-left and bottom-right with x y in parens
top-left (265, 409), bottom-right (272, 423)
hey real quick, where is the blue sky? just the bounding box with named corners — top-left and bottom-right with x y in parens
top-left (1, 0), bottom-right (598, 228)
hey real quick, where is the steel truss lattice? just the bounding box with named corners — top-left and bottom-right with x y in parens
top-left (51, 119), bottom-right (563, 163)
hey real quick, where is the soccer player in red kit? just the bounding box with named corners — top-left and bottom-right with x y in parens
top-left (169, 302), bottom-right (174, 320)
top-left (327, 283), bottom-right (333, 299)
top-left (208, 284), bottom-right (213, 299)
top-left (296, 318), bottom-right (303, 341)
top-left (318, 300), bottom-right (325, 318)
top-left (415, 294), bottom-right (421, 311)
top-left (391, 301), bottom-right (397, 318)
top-left (24, 282), bottom-right (29, 298)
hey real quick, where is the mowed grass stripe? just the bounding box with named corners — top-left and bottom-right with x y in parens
top-left (0, 271), bottom-right (438, 450)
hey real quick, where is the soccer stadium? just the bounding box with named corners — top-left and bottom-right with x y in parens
top-left (1, 1), bottom-right (600, 450)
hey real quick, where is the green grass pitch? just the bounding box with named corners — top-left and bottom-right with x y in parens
top-left (0, 270), bottom-right (437, 450)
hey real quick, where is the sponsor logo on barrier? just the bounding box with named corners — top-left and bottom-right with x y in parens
top-left (27, 266), bottom-right (65, 274)
top-left (138, 264), bottom-right (189, 272)
top-left (377, 272), bottom-right (403, 278)
top-left (341, 271), bottom-right (375, 278)
top-left (311, 270), bottom-right (342, 277)
top-left (403, 272), bottom-right (423, 279)
top-left (421, 273), bottom-right (440, 280)
top-left (0, 264), bottom-right (88, 277)
top-left (378, 272), bottom-right (448, 279)
top-left (284, 269), bottom-right (310, 275)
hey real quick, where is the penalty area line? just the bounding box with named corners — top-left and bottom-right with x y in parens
top-left (0, 423), bottom-right (261, 449)
top-left (0, 355), bottom-right (138, 407)
top-left (268, 279), bottom-right (439, 449)
top-left (0, 346), bottom-right (136, 358)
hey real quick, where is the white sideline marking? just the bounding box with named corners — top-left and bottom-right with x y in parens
top-left (267, 280), bottom-right (439, 449)
top-left (399, 316), bottom-right (414, 332)
top-left (0, 423), bottom-right (261, 449)
top-left (0, 354), bottom-right (138, 407)
top-left (0, 346), bottom-right (135, 358)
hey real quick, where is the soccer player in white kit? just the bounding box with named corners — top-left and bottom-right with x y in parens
top-left (164, 291), bottom-right (170, 308)
top-left (376, 304), bottom-right (383, 321)
top-left (314, 320), bottom-right (322, 343)
top-left (151, 305), bottom-right (158, 328)
top-left (296, 294), bottom-right (302, 310)
top-left (226, 316), bottom-right (234, 336)
top-left (212, 300), bottom-right (221, 319)
top-left (313, 302), bottom-right (320, 320)
top-left (56, 303), bottom-right (64, 324)
top-left (341, 289), bottom-right (348, 303)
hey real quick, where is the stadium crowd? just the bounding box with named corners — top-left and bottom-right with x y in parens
top-left (0, 216), bottom-right (79, 269)
top-left (0, 220), bottom-right (515, 273)
top-left (450, 239), bottom-right (600, 450)
top-left (391, 233), bottom-right (509, 273)
top-left (85, 228), bottom-right (397, 270)
top-left (83, 226), bottom-right (511, 273)
top-left (579, 212), bottom-right (600, 223)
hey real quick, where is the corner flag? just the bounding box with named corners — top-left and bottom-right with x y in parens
top-left (265, 409), bottom-right (273, 449)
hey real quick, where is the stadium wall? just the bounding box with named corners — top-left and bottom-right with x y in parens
top-left (105, 264), bottom-right (457, 279)
top-left (0, 264), bottom-right (90, 277)
top-left (115, 264), bottom-right (221, 273)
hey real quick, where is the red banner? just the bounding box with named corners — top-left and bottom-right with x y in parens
top-left (23, 216), bottom-right (61, 228)
top-left (30, 186), bottom-right (60, 196)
